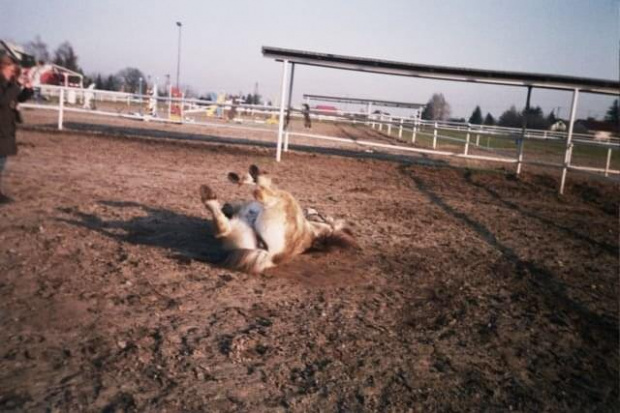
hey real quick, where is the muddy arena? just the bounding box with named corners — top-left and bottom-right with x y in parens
top-left (0, 115), bottom-right (618, 412)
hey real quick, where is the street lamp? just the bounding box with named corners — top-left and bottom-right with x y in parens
top-left (176, 21), bottom-right (182, 89)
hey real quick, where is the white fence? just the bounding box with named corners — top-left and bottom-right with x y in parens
top-left (21, 85), bottom-right (620, 192)
top-left (365, 114), bottom-right (619, 176)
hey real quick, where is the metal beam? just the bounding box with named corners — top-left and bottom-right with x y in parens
top-left (516, 86), bottom-right (532, 175)
top-left (284, 63), bottom-right (295, 152)
top-left (264, 47), bottom-right (619, 95)
top-left (276, 60), bottom-right (289, 162)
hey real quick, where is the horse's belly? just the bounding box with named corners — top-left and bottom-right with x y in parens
top-left (254, 215), bottom-right (287, 254)
top-left (222, 218), bottom-right (259, 250)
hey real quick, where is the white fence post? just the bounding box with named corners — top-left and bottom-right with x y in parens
top-left (284, 63), bottom-right (295, 152)
top-left (58, 88), bottom-right (65, 130)
top-left (433, 122), bottom-right (438, 149)
top-left (387, 116), bottom-right (392, 135)
top-left (398, 118), bottom-right (403, 139)
top-left (464, 124), bottom-right (471, 155)
top-left (517, 86), bottom-right (532, 176)
top-left (181, 92), bottom-right (185, 124)
top-left (412, 120), bottom-right (417, 143)
top-left (276, 60), bottom-right (290, 162)
top-left (559, 89), bottom-right (580, 194)
top-left (475, 133), bottom-right (480, 146)
top-left (379, 115), bottom-right (383, 132)
top-left (168, 85), bottom-right (172, 120)
top-left (516, 138), bottom-right (525, 174)
top-left (605, 147), bottom-right (612, 177)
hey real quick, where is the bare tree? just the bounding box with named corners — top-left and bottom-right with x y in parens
top-left (421, 93), bottom-right (451, 121)
top-left (103, 74), bottom-right (121, 91)
top-left (116, 67), bottom-right (146, 93)
top-left (53, 42), bottom-right (80, 72)
top-left (25, 35), bottom-right (50, 62)
top-left (183, 85), bottom-right (198, 99)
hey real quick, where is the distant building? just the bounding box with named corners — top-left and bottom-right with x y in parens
top-left (575, 119), bottom-right (618, 136)
top-left (1, 39), bottom-right (83, 88)
top-left (315, 105), bottom-right (338, 112)
top-left (550, 120), bottom-right (566, 131)
top-left (0, 40), bottom-right (35, 67)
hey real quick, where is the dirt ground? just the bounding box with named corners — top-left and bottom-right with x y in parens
top-left (0, 120), bottom-right (618, 412)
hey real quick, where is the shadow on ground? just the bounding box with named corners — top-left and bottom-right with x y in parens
top-left (462, 172), bottom-right (618, 254)
top-left (56, 200), bottom-right (368, 288)
top-left (58, 200), bottom-right (226, 264)
top-left (399, 165), bottom-right (619, 349)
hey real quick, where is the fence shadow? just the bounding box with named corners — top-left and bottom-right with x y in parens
top-left (398, 165), bottom-right (618, 347)
top-left (462, 172), bottom-right (618, 255)
top-left (57, 200), bottom-right (226, 265)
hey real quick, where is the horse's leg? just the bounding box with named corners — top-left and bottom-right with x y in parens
top-left (200, 185), bottom-right (232, 238)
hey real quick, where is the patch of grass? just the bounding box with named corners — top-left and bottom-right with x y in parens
top-left (381, 124), bottom-right (619, 170)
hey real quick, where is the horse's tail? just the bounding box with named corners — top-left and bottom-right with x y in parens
top-left (310, 220), bottom-right (359, 252)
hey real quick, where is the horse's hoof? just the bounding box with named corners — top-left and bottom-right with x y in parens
top-left (200, 185), bottom-right (217, 201)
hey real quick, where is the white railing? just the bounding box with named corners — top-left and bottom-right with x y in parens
top-left (21, 85), bottom-right (620, 187)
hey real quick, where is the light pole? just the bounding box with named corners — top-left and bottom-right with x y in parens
top-left (176, 21), bottom-right (182, 89)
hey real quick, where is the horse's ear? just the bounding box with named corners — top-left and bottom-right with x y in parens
top-left (228, 172), bottom-right (241, 184)
top-left (249, 165), bottom-right (260, 182)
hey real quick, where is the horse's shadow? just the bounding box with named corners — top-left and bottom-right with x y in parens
top-left (57, 200), bottom-right (226, 264)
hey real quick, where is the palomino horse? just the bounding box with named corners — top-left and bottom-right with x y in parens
top-left (200, 165), bottom-right (356, 273)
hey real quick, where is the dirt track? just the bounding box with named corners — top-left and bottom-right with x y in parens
top-left (0, 124), bottom-right (618, 412)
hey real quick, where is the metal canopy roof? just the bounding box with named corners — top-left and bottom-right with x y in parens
top-left (303, 94), bottom-right (425, 109)
top-left (263, 46), bottom-right (619, 95)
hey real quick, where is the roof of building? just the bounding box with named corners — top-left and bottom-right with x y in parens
top-left (304, 94), bottom-right (425, 109)
top-left (0, 40), bottom-right (36, 67)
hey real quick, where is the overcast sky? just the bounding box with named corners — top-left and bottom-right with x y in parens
top-left (4, 0), bottom-right (619, 119)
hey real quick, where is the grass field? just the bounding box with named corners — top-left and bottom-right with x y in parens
top-left (379, 124), bottom-right (620, 170)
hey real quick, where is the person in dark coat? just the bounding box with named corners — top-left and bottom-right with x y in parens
top-left (0, 54), bottom-right (33, 204)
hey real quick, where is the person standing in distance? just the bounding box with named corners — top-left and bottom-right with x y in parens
top-left (0, 54), bottom-right (33, 204)
top-left (302, 103), bottom-right (312, 129)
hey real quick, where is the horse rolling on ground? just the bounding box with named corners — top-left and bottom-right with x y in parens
top-left (200, 165), bottom-right (357, 274)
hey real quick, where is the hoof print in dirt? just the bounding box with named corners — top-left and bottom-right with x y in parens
top-left (101, 392), bottom-right (136, 413)
top-left (218, 334), bottom-right (234, 356)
